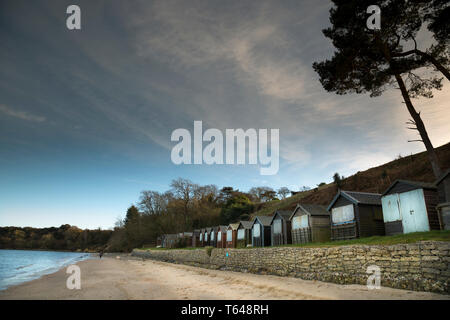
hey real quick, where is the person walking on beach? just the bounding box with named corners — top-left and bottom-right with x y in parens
top-left (99, 250), bottom-right (104, 259)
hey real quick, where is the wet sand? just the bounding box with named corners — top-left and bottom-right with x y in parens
top-left (0, 257), bottom-right (448, 300)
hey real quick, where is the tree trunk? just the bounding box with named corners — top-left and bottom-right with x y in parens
top-left (393, 73), bottom-right (442, 179)
top-left (375, 35), bottom-right (443, 179)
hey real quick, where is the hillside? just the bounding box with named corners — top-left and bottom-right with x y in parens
top-left (252, 141), bottom-right (450, 216)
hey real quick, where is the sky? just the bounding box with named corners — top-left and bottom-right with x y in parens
top-left (0, 0), bottom-right (449, 229)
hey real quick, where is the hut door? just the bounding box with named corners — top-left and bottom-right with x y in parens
top-left (399, 189), bottom-right (430, 233)
top-left (382, 194), bottom-right (401, 223)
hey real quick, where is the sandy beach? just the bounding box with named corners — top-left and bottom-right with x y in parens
top-left (0, 256), bottom-right (448, 300)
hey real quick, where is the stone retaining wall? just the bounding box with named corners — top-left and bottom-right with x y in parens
top-left (132, 241), bottom-right (450, 294)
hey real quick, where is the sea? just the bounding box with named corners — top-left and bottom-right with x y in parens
top-left (0, 249), bottom-right (93, 290)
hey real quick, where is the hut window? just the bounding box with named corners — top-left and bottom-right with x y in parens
top-left (253, 224), bottom-right (260, 237)
top-left (273, 219), bottom-right (282, 234)
top-left (332, 204), bottom-right (354, 224)
top-left (226, 230), bottom-right (232, 241)
top-left (211, 232), bottom-right (215, 241)
top-left (218, 232), bottom-right (222, 241)
top-left (292, 215), bottom-right (308, 229)
top-left (200, 233), bottom-right (203, 241)
top-left (237, 229), bottom-right (245, 240)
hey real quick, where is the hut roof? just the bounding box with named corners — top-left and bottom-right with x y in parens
top-left (238, 221), bottom-right (253, 230)
top-left (327, 190), bottom-right (381, 211)
top-left (218, 225), bottom-right (228, 232)
top-left (252, 215), bottom-right (273, 227)
top-left (382, 180), bottom-right (437, 196)
top-left (269, 210), bottom-right (291, 225)
top-left (434, 169), bottom-right (450, 186)
top-left (290, 204), bottom-right (329, 220)
top-left (275, 210), bottom-right (292, 219)
top-left (228, 223), bottom-right (240, 230)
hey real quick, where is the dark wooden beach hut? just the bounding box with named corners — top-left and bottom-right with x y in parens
top-left (236, 221), bottom-right (252, 248)
top-left (290, 204), bottom-right (330, 244)
top-left (226, 223), bottom-right (239, 248)
top-left (436, 169), bottom-right (450, 203)
top-left (381, 180), bottom-right (439, 235)
top-left (327, 190), bottom-right (384, 240)
top-left (436, 169), bottom-right (450, 230)
top-left (216, 225), bottom-right (227, 248)
top-left (270, 210), bottom-right (292, 246)
top-left (251, 216), bottom-right (272, 247)
top-left (156, 235), bottom-right (163, 247)
top-left (180, 232), bottom-right (193, 247)
top-left (192, 229), bottom-right (201, 247)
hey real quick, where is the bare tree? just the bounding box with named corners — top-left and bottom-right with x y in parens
top-left (277, 187), bottom-right (291, 199)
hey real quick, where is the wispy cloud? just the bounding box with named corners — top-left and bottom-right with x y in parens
top-left (129, 1), bottom-right (309, 102)
top-left (0, 104), bottom-right (46, 123)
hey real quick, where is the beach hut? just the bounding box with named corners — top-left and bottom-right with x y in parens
top-left (199, 228), bottom-right (205, 246)
top-left (436, 169), bottom-right (450, 203)
top-left (216, 226), bottom-right (227, 248)
top-left (156, 235), bottom-right (163, 247)
top-left (290, 204), bottom-right (330, 244)
top-left (209, 227), bottom-right (218, 248)
top-left (236, 221), bottom-right (253, 248)
top-left (270, 210), bottom-right (292, 246)
top-left (226, 223), bottom-right (239, 248)
top-left (161, 234), bottom-right (169, 248)
top-left (381, 180), bottom-right (439, 235)
top-left (327, 190), bottom-right (384, 240)
top-left (203, 227), bottom-right (211, 246)
top-left (251, 216), bottom-right (272, 247)
top-left (164, 234), bottom-right (178, 248)
top-left (181, 232), bottom-right (193, 247)
top-left (192, 229), bottom-right (201, 247)
top-left (436, 170), bottom-right (450, 230)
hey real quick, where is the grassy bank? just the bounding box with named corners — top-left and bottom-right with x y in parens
top-left (282, 230), bottom-right (450, 248)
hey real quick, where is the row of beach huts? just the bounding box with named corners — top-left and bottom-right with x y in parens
top-left (158, 172), bottom-right (450, 249)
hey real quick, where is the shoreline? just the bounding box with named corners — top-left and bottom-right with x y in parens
top-left (0, 248), bottom-right (105, 253)
top-left (0, 256), bottom-right (448, 300)
top-left (0, 253), bottom-right (132, 293)
top-left (0, 251), bottom-right (98, 292)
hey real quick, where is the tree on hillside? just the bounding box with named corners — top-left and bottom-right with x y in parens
top-left (138, 190), bottom-right (169, 216)
top-left (124, 205), bottom-right (141, 250)
top-left (220, 193), bottom-right (254, 224)
top-left (249, 186), bottom-right (277, 202)
top-left (170, 178), bottom-right (197, 231)
top-left (192, 184), bottom-right (221, 228)
top-left (313, 0), bottom-right (449, 179)
top-left (277, 187), bottom-right (291, 199)
top-left (333, 172), bottom-right (344, 189)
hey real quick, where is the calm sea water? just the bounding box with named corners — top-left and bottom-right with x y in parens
top-left (0, 249), bottom-right (93, 290)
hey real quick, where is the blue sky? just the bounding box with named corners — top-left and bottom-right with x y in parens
top-left (1, 0), bottom-right (449, 229)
